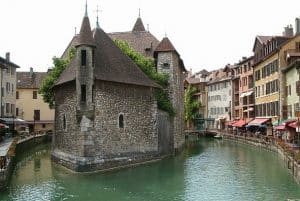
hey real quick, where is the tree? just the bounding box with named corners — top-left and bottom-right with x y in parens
top-left (114, 39), bottom-right (175, 116)
top-left (184, 86), bottom-right (200, 122)
top-left (39, 48), bottom-right (75, 108)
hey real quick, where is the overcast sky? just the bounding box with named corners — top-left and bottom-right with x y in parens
top-left (1, 0), bottom-right (300, 73)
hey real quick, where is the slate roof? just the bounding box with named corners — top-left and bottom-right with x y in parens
top-left (108, 17), bottom-right (159, 57)
top-left (55, 16), bottom-right (160, 88)
top-left (75, 16), bottom-right (95, 47)
top-left (0, 56), bottom-right (20, 69)
top-left (132, 17), bottom-right (146, 32)
top-left (155, 37), bottom-right (177, 52)
top-left (185, 77), bottom-right (201, 84)
top-left (17, 72), bottom-right (48, 89)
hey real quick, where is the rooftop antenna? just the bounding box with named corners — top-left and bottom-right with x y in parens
top-left (85, 0), bottom-right (88, 17)
top-left (165, 32), bottom-right (167, 38)
top-left (147, 24), bottom-right (149, 32)
top-left (138, 8), bottom-right (141, 18)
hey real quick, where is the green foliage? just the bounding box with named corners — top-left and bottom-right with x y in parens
top-left (184, 86), bottom-right (200, 121)
top-left (114, 39), bottom-right (175, 116)
top-left (39, 48), bottom-right (75, 108)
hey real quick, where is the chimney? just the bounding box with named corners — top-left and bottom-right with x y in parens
top-left (283, 25), bottom-right (294, 37)
top-left (5, 52), bottom-right (10, 62)
top-left (30, 67), bottom-right (33, 78)
top-left (296, 17), bottom-right (300, 35)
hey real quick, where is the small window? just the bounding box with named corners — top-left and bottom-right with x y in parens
top-left (5, 103), bottom-right (9, 114)
top-left (16, 91), bottom-right (19, 99)
top-left (81, 50), bottom-right (87, 66)
top-left (33, 91), bottom-right (37, 99)
top-left (118, 114), bottom-right (124, 128)
top-left (16, 108), bottom-right (19, 116)
top-left (63, 114), bottom-right (67, 131)
top-left (81, 85), bottom-right (86, 102)
top-left (42, 124), bottom-right (46, 128)
top-left (163, 63), bottom-right (170, 68)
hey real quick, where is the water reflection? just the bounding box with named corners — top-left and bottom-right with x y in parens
top-left (0, 139), bottom-right (299, 201)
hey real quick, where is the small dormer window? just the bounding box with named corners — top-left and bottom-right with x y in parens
top-left (145, 47), bottom-right (151, 52)
top-left (81, 50), bottom-right (87, 66)
top-left (163, 63), bottom-right (170, 68)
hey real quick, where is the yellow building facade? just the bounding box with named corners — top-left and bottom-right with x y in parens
top-left (254, 34), bottom-right (300, 122)
top-left (16, 70), bottom-right (54, 132)
top-left (254, 49), bottom-right (280, 122)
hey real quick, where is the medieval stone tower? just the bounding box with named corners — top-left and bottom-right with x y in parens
top-left (52, 7), bottom-right (161, 172)
top-left (154, 37), bottom-right (186, 153)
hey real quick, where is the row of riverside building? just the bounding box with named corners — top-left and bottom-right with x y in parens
top-left (185, 17), bottom-right (300, 144)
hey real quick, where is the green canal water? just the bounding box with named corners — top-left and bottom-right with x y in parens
top-left (1, 138), bottom-right (300, 201)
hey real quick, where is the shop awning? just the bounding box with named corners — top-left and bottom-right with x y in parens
top-left (243, 107), bottom-right (254, 113)
top-left (287, 121), bottom-right (300, 129)
top-left (232, 119), bottom-right (248, 127)
top-left (240, 92), bottom-right (247, 98)
top-left (248, 118), bottom-right (270, 126)
top-left (274, 125), bottom-right (286, 130)
top-left (226, 120), bottom-right (237, 126)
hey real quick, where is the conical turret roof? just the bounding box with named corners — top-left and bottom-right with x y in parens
top-left (132, 17), bottom-right (146, 32)
top-left (76, 16), bottom-right (95, 47)
top-left (155, 37), bottom-right (177, 52)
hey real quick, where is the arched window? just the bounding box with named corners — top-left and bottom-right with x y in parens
top-left (63, 114), bottom-right (67, 131)
top-left (118, 114), bottom-right (124, 128)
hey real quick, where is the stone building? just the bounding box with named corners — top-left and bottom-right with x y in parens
top-left (51, 9), bottom-right (181, 172)
top-left (16, 68), bottom-right (54, 132)
top-left (0, 53), bottom-right (19, 120)
top-left (154, 37), bottom-right (186, 152)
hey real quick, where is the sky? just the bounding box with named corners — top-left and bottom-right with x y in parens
top-left (1, 0), bottom-right (300, 73)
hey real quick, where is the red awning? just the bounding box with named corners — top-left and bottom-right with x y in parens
top-left (274, 125), bottom-right (286, 130)
top-left (232, 119), bottom-right (248, 127)
top-left (248, 118), bottom-right (270, 126)
top-left (226, 120), bottom-right (237, 126)
top-left (287, 121), bottom-right (300, 129)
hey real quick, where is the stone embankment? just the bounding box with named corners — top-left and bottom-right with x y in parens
top-left (220, 132), bottom-right (300, 184)
top-left (0, 133), bottom-right (51, 191)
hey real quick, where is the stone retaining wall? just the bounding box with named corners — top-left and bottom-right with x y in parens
top-left (222, 134), bottom-right (300, 184)
top-left (0, 134), bottom-right (50, 191)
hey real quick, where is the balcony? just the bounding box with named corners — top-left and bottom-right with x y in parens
top-left (285, 49), bottom-right (300, 66)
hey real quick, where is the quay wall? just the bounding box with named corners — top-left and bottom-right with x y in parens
top-left (222, 134), bottom-right (300, 184)
top-left (0, 134), bottom-right (51, 191)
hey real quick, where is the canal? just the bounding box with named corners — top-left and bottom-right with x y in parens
top-left (0, 138), bottom-right (300, 201)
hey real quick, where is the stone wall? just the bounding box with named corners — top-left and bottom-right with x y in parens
top-left (156, 52), bottom-right (185, 153)
top-left (157, 110), bottom-right (173, 155)
top-left (222, 134), bottom-right (300, 184)
top-left (52, 81), bottom-right (160, 172)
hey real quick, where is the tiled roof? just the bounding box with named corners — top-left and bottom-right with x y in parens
top-left (55, 16), bottom-right (160, 89)
top-left (155, 37), bottom-right (177, 52)
top-left (17, 72), bottom-right (48, 89)
top-left (132, 17), bottom-right (146, 32)
top-left (0, 56), bottom-right (20, 69)
top-left (108, 31), bottom-right (159, 57)
top-left (185, 77), bottom-right (201, 84)
top-left (257, 35), bottom-right (273, 44)
top-left (75, 16), bottom-right (95, 47)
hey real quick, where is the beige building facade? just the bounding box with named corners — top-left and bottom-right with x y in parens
top-left (16, 68), bottom-right (54, 132)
